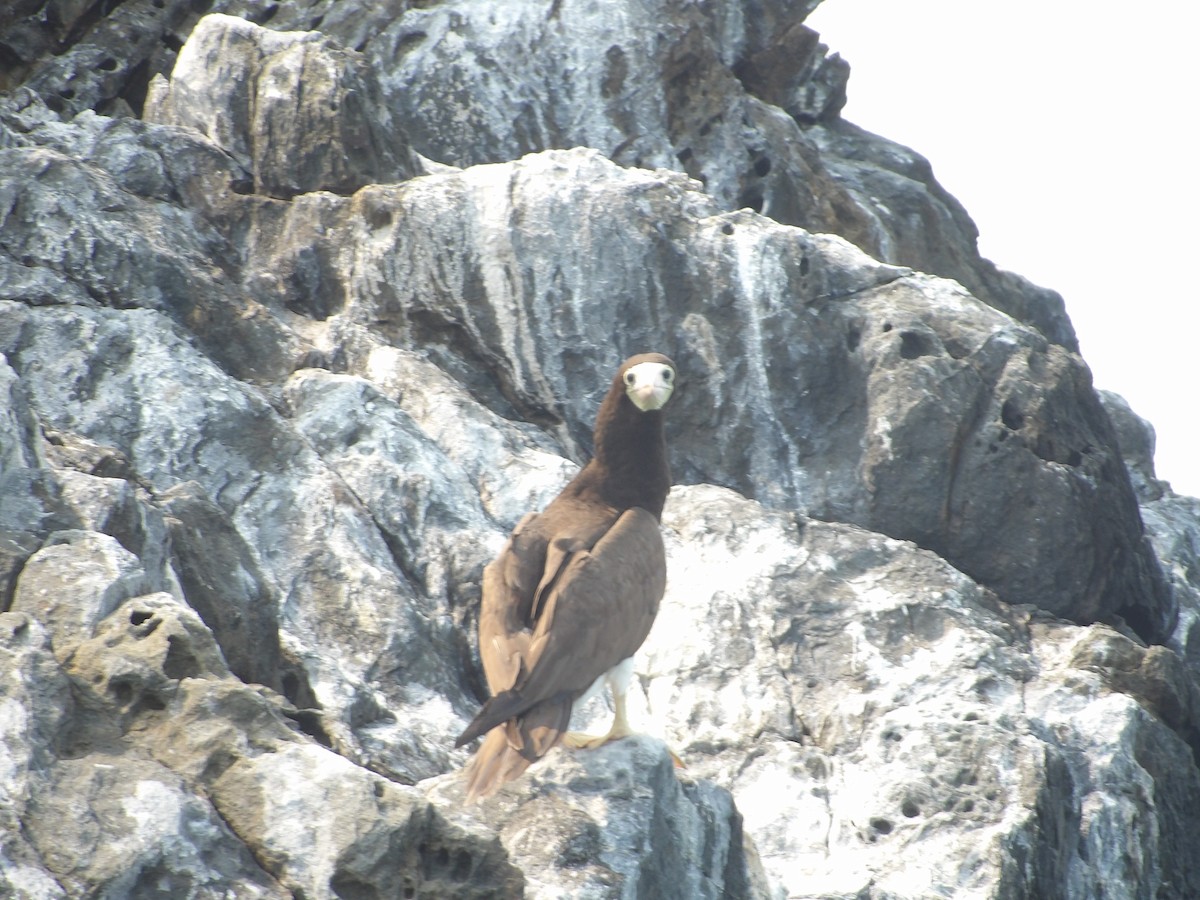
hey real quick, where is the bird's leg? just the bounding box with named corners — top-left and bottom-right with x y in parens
top-left (562, 690), bottom-right (634, 750)
top-left (561, 693), bottom-right (686, 767)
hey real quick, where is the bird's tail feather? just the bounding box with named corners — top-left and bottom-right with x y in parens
top-left (455, 689), bottom-right (528, 748)
top-left (462, 698), bottom-right (572, 803)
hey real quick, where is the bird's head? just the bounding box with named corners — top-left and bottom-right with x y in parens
top-left (619, 353), bottom-right (676, 412)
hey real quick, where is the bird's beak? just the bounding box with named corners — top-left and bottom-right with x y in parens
top-left (629, 382), bottom-right (670, 411)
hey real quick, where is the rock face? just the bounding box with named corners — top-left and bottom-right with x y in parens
top-left (2, 2), bottom-right (1198, 898)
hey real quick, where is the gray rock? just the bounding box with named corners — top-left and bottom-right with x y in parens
top-left (0, 135), bottom-right (299, 382)
top-left (1, 1), bottom-right (1198, 897)
top-left (144, 13), bottom-right (423, 199)
top-left (1, 0), bottom-right (202, 118)
top-left (1099, 388), bottom-right (1165, 502)
top-left (11, 530), bottom-right (154, 664)
top-left (1141, 491), bottom-right (1200, 682)
top-left (212, 743), bottom-right (525, 899)
top-left (65, 591), bottom-right (231, 736)
top-left (424, 735), bottom-right (761, 899)
top-left (23, 754), bottom-right (286, 899)
top-left (807, 119), bottom-right (1077, 350)
top-left (0, 614), bottom-right (72, 900)
top-left (302, 146), bottom-right (1161, 633)
top-left (0, 357), bottom-right (56, 611)
top-left (340, 0), bottom-right (1073, 348)
top-left (636, 485), bottom-right (1200, 897)
top-left (3, 0), bottom-right (1073, 347)
top-left (158, 480), bottom-right (287, 691)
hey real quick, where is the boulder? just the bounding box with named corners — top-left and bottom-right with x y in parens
top-left (144, 13), bottom-right (423, 199)
top-left (1, 2), bottom-right (1198, 897)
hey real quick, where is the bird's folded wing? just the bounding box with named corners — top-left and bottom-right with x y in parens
top-left (478, 513), bottom-right (545, 694)
top-left (513, 506), bottom-right (666, 708)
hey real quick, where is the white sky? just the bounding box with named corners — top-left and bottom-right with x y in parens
top-left (806, 0), bottom-right (1200, 498)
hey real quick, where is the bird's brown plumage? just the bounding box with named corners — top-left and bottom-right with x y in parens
top-left (455, 352), bottom-right (675, 801)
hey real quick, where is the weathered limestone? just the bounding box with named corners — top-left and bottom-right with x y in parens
top-left (2, 2), bottom-right (1198, 897)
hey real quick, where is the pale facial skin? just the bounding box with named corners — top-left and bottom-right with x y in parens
top-left (623, 361), bottom-right (675, 412)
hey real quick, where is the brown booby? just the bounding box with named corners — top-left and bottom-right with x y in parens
top-left (455, 352), bottom-right (677, 802)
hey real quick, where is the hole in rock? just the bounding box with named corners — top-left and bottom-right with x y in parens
top-left (98, 57), bottom-right (117, 71)
top-left (1067, 449), bottom-right (1083, 467)
top-left (1116, 604), bottom-right (1159, 645)
top-left (330, 873), bottom-right (376, 900)
top-left (282, 672), bottom-right (300, 703)
top-left (881, 322), bottom-right (893, 332)
top-left (59, 88), bottom-right (75, 100)
top-left (367, 205), bottom-right (392, 230)
top-left (899, 331), bottom-right (932, 360)
top-left (721, 222), bottom-right (734, 235)
top-left (111, 680), bottom-right (134, 704)
top-left (869, 817), bottom-right (893, 834)
top-left (800, 256), bottom-right (810, 276)
top-left (902, 800), bottom-right (920, 818)
top-left (286, 708), bottom-right (333, 747)
top-left (738, 187), bottom-right (763, 213)
top-left (1000, 399), bottom-right (1025, 431)
top-left (140, 693), bottom-right (166, 712)
top-left (453, 849), bottom-right (473, 879)
top-left (942, 337), bottom-right (970, 359)
top-left (118, 58), bottom-right (153, 116)
top-left (130, 609), bottom-right (153, 625)
top-left (845, 328), bottom-right (860, 352)
top-left (163, 635), bottom-right (202, 680)
top-left (0, 46), bottom-right (22, 82)
top-left (753, 156), bottom-right (771, 177)
top-left (396, 31), bottom-right (427, 53)
top-left (559, 822), bottom-right (603, 868)
top-left (201, 748), bottom-right (237, 783)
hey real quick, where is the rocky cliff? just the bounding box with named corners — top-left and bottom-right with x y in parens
top-left (2, 2), bottom-right (1199, 898)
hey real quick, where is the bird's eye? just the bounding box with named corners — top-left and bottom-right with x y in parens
top-left (624, 371), bottom-right (636, 385)
top-left (662, 369), bottom-right (673, 382)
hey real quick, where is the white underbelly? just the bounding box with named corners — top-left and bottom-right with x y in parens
top-left (572, 656), bottom-right (635, 714)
